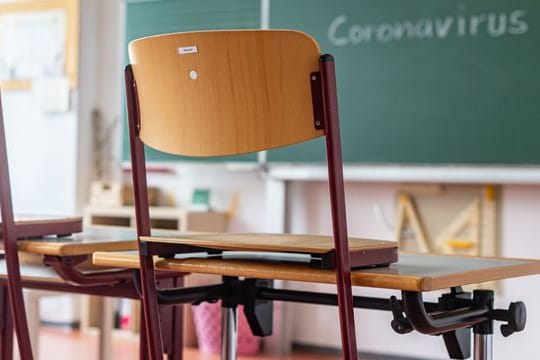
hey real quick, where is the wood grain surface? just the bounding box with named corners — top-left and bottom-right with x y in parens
top-left (141, 233), bottom-right (397, 254)
top-left (18, 228), bottom-right (138, 256)
top-left (130, 30), bottom-right (324, 156)
top-left (92, 252), bottom-right (540, 292)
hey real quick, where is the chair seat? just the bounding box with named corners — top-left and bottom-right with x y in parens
top-left (141, 233), bottom-right (399, 269)
top-left (17, 227), bottom-right (139, 256)
top-left (142, 233), bottom-right (395, 254)
top-left (92, 252), bottom-right (540, 292)
top-left (0, 215), bottom-right (83, 239)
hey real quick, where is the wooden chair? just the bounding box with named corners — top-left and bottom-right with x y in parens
top-left (125, 29), bottom-right (398, 360)
top-left (0, 90), bottom-right (184, 359)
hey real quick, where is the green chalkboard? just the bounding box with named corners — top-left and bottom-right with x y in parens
top-left (268, 0), bottom-right (540, 164)
top-left (122, 0), bottom-right (261, 162)
top-left (123, 0), bottom-right (540, 165)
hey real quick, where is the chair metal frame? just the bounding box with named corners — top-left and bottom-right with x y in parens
top-left (124, 29), bottom-right (532, 360)
top-left (125, 30), bottom-right (361, 360)
top-left (0, 90), bottom-right (184, 359)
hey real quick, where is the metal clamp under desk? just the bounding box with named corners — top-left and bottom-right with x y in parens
top-left (92, 251), bottom-right (540, 360)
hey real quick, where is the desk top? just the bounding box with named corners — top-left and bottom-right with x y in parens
top-left (142, 233), bottom-right (397, 254)
top-left (91, 252), bottom-right (540, 292)
top-left (17, 228), bottom-right (138, 256)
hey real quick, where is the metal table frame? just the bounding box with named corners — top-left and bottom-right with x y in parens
top-left (143, 275), bottom-right (524, 360)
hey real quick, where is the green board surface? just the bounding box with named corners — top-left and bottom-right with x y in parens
top-left (268, 0), bottom-right (540, 164)
top-left (123, 0), bottom-right (540, 165)
top-left (122, 0), bottom-right (260, 162)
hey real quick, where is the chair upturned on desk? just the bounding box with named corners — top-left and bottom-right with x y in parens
top-left (0, 227), bottom-right (185, 360)
top-left (123, 29), bottom-right (399, 360)
top-left (92, 250), bottom-right (540, 360)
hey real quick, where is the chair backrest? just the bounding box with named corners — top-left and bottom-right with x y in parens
top-left (129, 30), bottom-right (324, 157)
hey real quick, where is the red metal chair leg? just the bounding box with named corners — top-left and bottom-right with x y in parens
top-left (335, 273), bottom-right (357, 360)
top-left (125, 65), bottom-right (164, 360)
top-left (169, 276), bottom-right (184, 360)
top-left (139, 258), bottom-right (165, 360)
top-left (140, 305), bottom-right (149, 360)
top-left (157, 276), bottom-right (184, 360)
top-left (6, 260), bottom-right (34, 360)
top-left (159, 304), bottom-right (173, 356)
top-left (0, 285), bottom-right (13, 360)
top-left (0, 94), bottom-right (33, 360)
top-left (321, 55), bottom-right (358, 360)
top-left (168, 304), bottom-right (183, 360)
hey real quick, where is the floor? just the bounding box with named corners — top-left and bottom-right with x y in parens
top-left (38, 327), bottom-right (341, 360)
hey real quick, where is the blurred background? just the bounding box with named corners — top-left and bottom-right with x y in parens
top-left (0, 0), bottom-right (539, 359)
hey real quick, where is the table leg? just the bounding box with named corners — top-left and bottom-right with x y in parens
top-left (99, 297), bottom-right (114, 360)
top-left (264, 178), bottom-right (293, 355)
top-left (221, 306), bottom-right (238, 360)
top-left (23, 290), bottom-right (41, 359)
top-left (0, 285), bottom-right (13, 360)
top-left (139, 306), bottom-right (148, 360)
top-left (474, 334), bottom-right (492, 360)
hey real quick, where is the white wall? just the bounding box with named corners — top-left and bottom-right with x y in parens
top-left (77, 0), bottom-right (125, 210)
top-left (285, 181), bottom-right (540, 359)
top-left (3, 0), bottom-right (125, 216)
top-left (4, 91), bottom-right (78, 215)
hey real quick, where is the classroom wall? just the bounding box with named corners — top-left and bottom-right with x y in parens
top-left (3, 91), bottom-right (78, 215)
top-left (286, 182), bottom-right (540, 359)
top-left (2, 0), bottom-right (124, 215)
top-left (77, 0), bottom-right (125, 211)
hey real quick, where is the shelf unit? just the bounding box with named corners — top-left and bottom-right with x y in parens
top-left (82, 205), bottom-right (227, 346)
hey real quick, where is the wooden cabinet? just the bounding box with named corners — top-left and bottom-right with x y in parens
top-left (83, 205), bottom-right (228, 232)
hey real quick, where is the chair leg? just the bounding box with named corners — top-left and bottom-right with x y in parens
top-left (335, 273), bottom-right (357, 360)
top-left (168, 303), bottom-right (183, 360)
top-left (0, 285), bottom-right (13, 360)
top-left (157, 276), bottom-right (184, 360)
top-left (138, 257), bottom-right (164, 360)
top-left (140, 306), bottom-right (148, 360)
top-left (159, 304), bottom-right (173, 357)
top-left (6, 268), bottom-right (33, 360)
top-left (169, 276), bottom-right (184, 360)
top-left (321, 53), bottom-right (359, 360)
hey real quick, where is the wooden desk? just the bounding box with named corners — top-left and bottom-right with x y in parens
top-left (91, 252), bottom-right (540, 292)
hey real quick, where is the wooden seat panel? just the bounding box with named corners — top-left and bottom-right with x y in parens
top-left (91, 252), bottom-right (540, 292)
top-left (141, 233), bottom-right (397, 254)
top-left (17, 228), bottom-right (138, 256)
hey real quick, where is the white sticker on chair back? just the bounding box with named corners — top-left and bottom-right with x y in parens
top-left (177, 46), bottom-right (198, 54)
